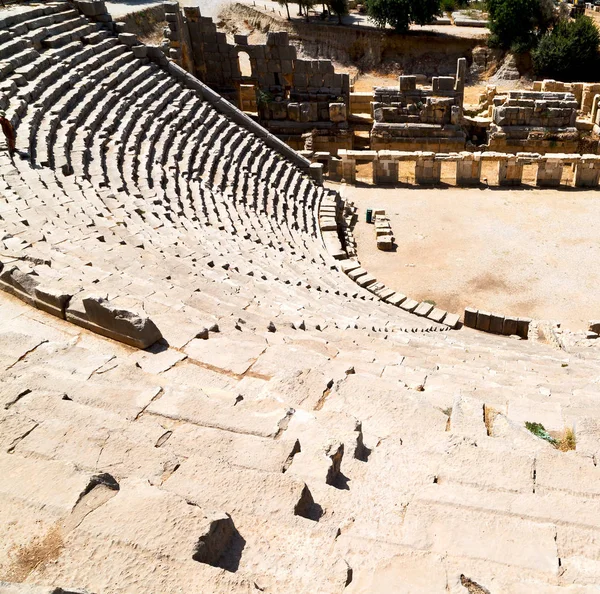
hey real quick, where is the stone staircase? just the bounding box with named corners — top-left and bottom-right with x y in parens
top-left (1, 3), bottom-right (600, 594)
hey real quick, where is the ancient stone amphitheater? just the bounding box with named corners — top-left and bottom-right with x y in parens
top-left (1, 2), bottom-right (600, 593)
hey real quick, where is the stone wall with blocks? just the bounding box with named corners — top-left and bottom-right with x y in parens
top-left (371, 59), bottom-right (467, 152)
top-left (323, 149), bottom-right (600, 187)
top-left (489, 90), bottom-right (580, 153)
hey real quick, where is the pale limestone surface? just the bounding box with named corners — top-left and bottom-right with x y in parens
top-left (0, 3), bottom-right (600, 594)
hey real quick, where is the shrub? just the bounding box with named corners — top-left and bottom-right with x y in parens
top-left (487, 0), bottom-right (557, 50)
top-left (365, 0), bottom-right (441, 33)
top-left (441, 0), bottom-right (456, 13)
top-left (525, 421), bottom-right (557, 445)
top-left (532, 16), bottom-right (600, 82)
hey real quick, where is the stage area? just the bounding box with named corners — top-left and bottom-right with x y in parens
top-left (339, 184), bottom-right (600, 331)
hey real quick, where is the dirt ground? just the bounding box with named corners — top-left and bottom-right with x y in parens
top-left (336, 183), bottom-right (600, 330)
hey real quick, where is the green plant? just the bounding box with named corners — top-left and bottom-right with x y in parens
top-left (525, 421), bottom-right (557, 445)
top-left (441, 0), bottom-right (456, 13)
top-left (532, 16), bottom-right (600, 82)
top-left (487, 0), bottom-right (558, 50)
top-left (330, 0), bottom-right (349, 23)
top-left (424, 299), bottom-right (437, 306)
top-left (365, 0), bottom-right (441, 33)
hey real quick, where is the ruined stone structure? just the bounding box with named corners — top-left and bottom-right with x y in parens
top-left (328, 149), bottom-right (600, 187)
top-left (2, 2), bottom-right (600, 594)
top-left (370, 59), bottom-right (467, 152)
top-left (164, 3), bottom-right (351, 153)
top-left (488, 90), bottom-right (580, 153)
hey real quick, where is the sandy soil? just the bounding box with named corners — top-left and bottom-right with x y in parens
top-left (337, 184), bottom-right (600, 330)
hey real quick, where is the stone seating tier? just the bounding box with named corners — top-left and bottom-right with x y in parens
top-left (1, 3), bottom-right (600, 594)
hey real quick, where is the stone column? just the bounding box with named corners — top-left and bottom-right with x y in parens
top-left (328, 156), bottom-right (342, 182)
top-left (456, 152), bottom-right (481, 186)
top-left (536, 157), bottom-right (563, 187)
top-left (574, 156), bottom-right (600, 188)
top-left (373, 152), bottom-right (398, 184)
top-left (340, 151), bottom-right (356, 184)
top-left (455, 57), bottom-right (467, 107)
top-left (415, 153), bottom-right (441, 185)
top-left (498, 157), bottom-right (523, 186)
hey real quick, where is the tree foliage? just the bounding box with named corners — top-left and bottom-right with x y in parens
top-left (329, 0), bottom-right (349, 24)
top-left (532, 16), bottom-right (600, 81)
top-left (487, 0), bottom-right (557, 51)
top-left (365, 0), bottom-right (441, 33)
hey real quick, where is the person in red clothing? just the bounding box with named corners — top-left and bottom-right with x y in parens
top-left (0, 110), bottom-right (16, 156)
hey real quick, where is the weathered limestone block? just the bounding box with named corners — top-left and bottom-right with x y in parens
top-left (192, 512), bottom-right (236, 566)
top-left (456, 153), bottom-right (481, 186)
top-left (328, 156), bottom-right (342, 182)
top-left (377, 236), bottom-right (393, 251)
top-left (66, 295), bottom-right (162, 348)
top-left (516, 317), bottom-right (531, 339)
top-left (76, 0), bottom-right (107, 17)
top-left (536, 157), bottom-right (563, 187)
top-left (118, 33), bottom-right (139, 47)
top-left (498, 157), bottom-right (523, 186)
top-left (0, 265), bottom-right (38, 306)
top-left (476, 310), bottom-right (491, 332)
top-left (288, 102), bottom-right (300, 121)
top-left (373, 154), bottom-right (398, 184)
top-left (399, 75), bottom-right (416, 91)
top-left (340, 152), bottom-right (356, 183)
top-left (574, 156), bottom-right (600, 188)
top-left (503, 316), bottom-right (518, 336)
top-left (329, 102), bottom-right (346, 123)
top-left (34, 285), bottom-right (71, 319)
top-left (490, 312), bottom-right (504, 334)
top-left (415, 154), bottom-right (441, 185)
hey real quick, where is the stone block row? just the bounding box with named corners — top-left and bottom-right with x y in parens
top-left (326, 149), bottom-right (600, 187)
top-left (463, 307), bottom-right (530, 338)
top-left (0, 262), bottom-right (162, 348)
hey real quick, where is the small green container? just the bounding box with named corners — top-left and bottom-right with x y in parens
top-left (366, 209), bottom-right (373, 223)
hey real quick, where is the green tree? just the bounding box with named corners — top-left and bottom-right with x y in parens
top-left (365, 0), bottom-right (441, 33)
top-left (487, 0), bottom-right (558, 51)
top-left (532, 16), bottom-right (600, 81)
top-left (329, 0), bottom-right (349, 23)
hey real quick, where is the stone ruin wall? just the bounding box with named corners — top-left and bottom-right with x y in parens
top-left (161, 1), bottom-right (598, 158)
top-left (370, 61), bottom-right (468, 152)
top-left (488, 91), bottom-right (580, 154)
top-left (164, 2), bottom-right (351, 154)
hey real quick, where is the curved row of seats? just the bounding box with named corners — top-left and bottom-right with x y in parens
top-left (3, 4), bottom-right (600, 594)
top-left (0, 1), bottom-right (444, 339)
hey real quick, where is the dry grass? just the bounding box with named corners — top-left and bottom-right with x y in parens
top-left (483, 405), bottom-right (497, 436)
top-left (557, 427), bottom-right (576, 452)
top-left (4, 525), bottom-right (64, 581)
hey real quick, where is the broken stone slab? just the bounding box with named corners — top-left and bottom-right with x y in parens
top-left (589, 320), bottom-right (600, 334)
top-left (0, 265), bottom-right (39, 306)
top-left (34, 285), bottom-right (71, 319)
top-left (66, 295), bottom-right (162, 349)
top-left (347, 267), bottom-right (368, 281)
